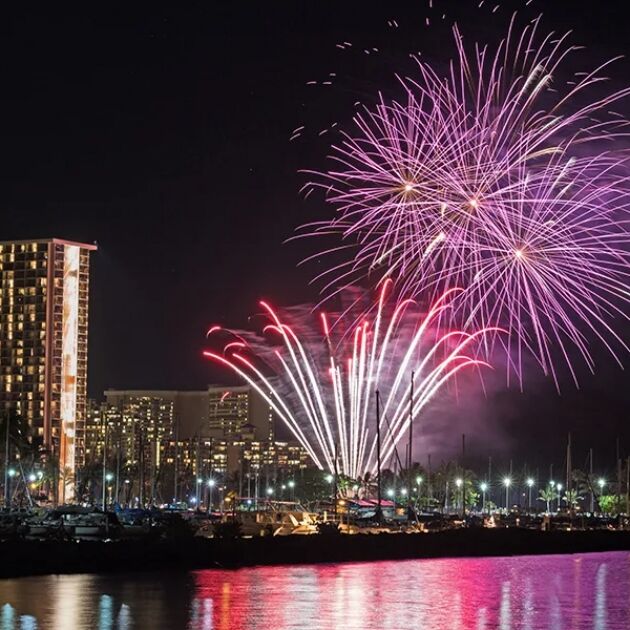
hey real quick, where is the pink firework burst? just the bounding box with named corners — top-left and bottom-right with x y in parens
top-left (299, 15), bottom-right (630, 386)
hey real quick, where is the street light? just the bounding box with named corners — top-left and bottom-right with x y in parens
top-left (401, 488), bottom-right (408, 496)
top-left (208, 478), bottom-right (216, 511)
top-left (526, 478), bottom-right (535, 511)
top-left (105, 473), bottom-right (114, 505)
top-left (5, 468), bottom-right (16, 506)
top-left (28, 473), bottom-right (36, 483)
top-left (386, 488), bottom-right (394, 498)
top-left (480, 482), bottom-right (488, 514)
top-left (325, 474), bottom-right (334, 484)
top-left (266, 487), bottom-right (274, 495)
top-left (503, 477), bottom-right (511, 512)
top-left (556, 483), bottom-right (563, 511)
top-left (596, 478), bottom-right (606, 514)
top-left (455, 478), bottom-right (463, 511)
top-left (288, 479), bottom-right (295, 501)
top-left (414, 476), bottom-right (423, 508)
top-left (194, 477), bottom-right (203, 505)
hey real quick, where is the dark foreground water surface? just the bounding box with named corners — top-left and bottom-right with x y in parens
top-left (0, 552), bottom-right (629, 629)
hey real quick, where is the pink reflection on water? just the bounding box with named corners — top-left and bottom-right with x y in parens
top-left (0, 552), bottom-right (628, 628)
top-left (191, 552), bottom-right (630, 630)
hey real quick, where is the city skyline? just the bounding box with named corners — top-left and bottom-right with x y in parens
top-left (0, 1), bottom-right (628, 466)
top-left (0, 5), bottom-right (628, 622)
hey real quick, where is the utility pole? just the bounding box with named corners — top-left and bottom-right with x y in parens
top-left (617, 438), bottom-right (622, 519)
top-left (428, 453), bottom-right (432, 503)
top-left (462, 434), bottom-right (466, 521)
top-left (566, 433), bottom-right (572, 494)
top-left (138, 432), bottom-right (145, 508)
top-left (195, 436), bottom-right (201, 506)
top-left (115, 442), bottom-right (121, 505)
top-left (173, 416), bottom-right (179, 504)
top-left (101, 415), bottom-right (108, 511)
top-left (333, 442), bottom-right (338, 522)
top-left (4, 415), bottom-right (10, 506)
top-left (508, 459), bottom-right (513, 511)
top-left (376, 390), bottom-right (382, 524)
top-left (589, 448), bottom-right (594, 513)
top-left (488, 456), bottom-right (492, 506)
top-left (407, 371), bottom-right (414, 508)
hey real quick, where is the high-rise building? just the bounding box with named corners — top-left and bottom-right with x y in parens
top-left (104, 386), bottom-right (275, 442)
top-left (0, 238), bottom-right (96, 500)
top-left (208, 385), bottom-right (274, 440)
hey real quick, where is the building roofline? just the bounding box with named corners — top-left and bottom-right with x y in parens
top-left (104, 389), bottom-right (207, 396)
top-left (0, 238), bottom-right (97, 251)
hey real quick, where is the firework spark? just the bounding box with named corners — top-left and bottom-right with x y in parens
top-left (204, 280), bottom-right (495, 478)
top-left (300, 14), bottom-right (630, 386)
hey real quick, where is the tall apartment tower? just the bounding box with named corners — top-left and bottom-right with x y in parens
top-left (0, 238), bottom-right (96, 499)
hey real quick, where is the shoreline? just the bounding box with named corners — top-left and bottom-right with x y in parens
top-left (2, 528), bottom-right (629, 579)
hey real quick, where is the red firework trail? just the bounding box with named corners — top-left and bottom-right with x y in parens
top-left (204, 281), bottom-right (498, 477)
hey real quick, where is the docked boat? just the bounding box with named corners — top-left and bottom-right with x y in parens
top-left (24, 506), bottom-right (122, 541)
top-left (206, 499), bottom-right (319, 537)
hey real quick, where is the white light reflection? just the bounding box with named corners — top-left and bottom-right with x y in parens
top-left (475, 607), bottom-right (487, 630)
top-left (202, 597), bottom-right (212, 630)
top-left (117, 604), bottom-right (131, 630)
top-left (499, 582), bottom-right (510, 630)
top-left (522, 577), bottom-right (534, 630)
top-left (99, 594), bottom-right (113, 630)
top-left (2, 604), bottom-right (14, 630)
top-left (594, 563), bottom-right (608, 630)
top-left (19, 616), bottom-right (37, 630)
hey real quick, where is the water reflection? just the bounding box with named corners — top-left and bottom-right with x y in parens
top-left (0, 552), bottom-right (627, 629)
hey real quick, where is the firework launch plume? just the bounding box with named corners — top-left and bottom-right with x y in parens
top-left (300, 13), bottom-right (630, 386)
top-left (204, 280), bottom-right (496, 478)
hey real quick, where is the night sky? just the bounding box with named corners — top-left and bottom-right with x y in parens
top-left (1, 1), bottom-right (628, 468)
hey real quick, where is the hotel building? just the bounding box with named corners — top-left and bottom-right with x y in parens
top-left (0, 238), bottom-right (96, 500)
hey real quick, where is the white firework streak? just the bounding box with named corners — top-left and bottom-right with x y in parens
top-left (205, 280), bottom-right (498, 478)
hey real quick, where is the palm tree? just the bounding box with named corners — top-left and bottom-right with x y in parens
top-left (563, 489), bottom-right (581, 511)
top-left (538, 487), bottom-right (556, 514)
top-left (59, 466), bottom-right (75, 505)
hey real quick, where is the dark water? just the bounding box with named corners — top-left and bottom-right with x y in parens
top-left (0, 552), bottom-right (629, 629)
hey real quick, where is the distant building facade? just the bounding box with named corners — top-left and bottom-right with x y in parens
top-left (0, 238), bottom-right (96, 499)
top-left (207, 385), bottom-right (274, 441)
top-left (104, 386), bottom-right (274, 441)
top-left (84, 387), bottom-right (309, 504)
